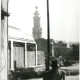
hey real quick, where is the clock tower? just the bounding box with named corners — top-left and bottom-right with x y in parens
top-left (33, 6), bottom-right (42, 40)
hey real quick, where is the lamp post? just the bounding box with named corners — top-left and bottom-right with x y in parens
top-left (46, 0), bottom-right (50, 71)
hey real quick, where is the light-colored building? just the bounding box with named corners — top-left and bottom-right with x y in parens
top-left (8, 26), bottom-right (45, 71)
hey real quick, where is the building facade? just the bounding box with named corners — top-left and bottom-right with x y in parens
top-left (54, 41), bottom-right (70, 59)
top-left (8, 26), bottom-right (45, 71)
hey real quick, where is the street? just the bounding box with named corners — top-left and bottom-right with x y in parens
top-left (27, 78), bottom-right (43, 80)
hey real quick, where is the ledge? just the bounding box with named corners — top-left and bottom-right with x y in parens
top-left (1, 9), bottom-right (9, 20)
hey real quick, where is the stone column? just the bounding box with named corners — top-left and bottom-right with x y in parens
top-left (1, 16), bottom-right (8, 80)
top-left (11, 40), bottom-right (14, 70)
top-left (25, 42), bottom-right (27, 67)
top-left (1, 0), bottom-right (9, 80)
top-left (35, 44), bottom-right (37, 67)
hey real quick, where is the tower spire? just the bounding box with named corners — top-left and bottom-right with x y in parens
top-left (35, 6), bottom-right (38, 9)
top-left (34, 6), bottom-right (39, 16)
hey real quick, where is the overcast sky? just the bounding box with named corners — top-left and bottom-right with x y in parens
top-left (8, 0), bottom-right (79, 43)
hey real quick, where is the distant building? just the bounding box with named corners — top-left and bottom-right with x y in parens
top-left (32, 6), bottom-right (42, 40)
top-left (32, 7), bottom-right (46, 69)
top-left (32, 7), bottom-right (54, 58)
top-left (54, 41), bottom-right (67, 48)
top-left (69, 43), bottom-right (79, 60)
top-left (54, 41), bottom-right (70, 59)
top-left (35, 38), bottom-right (54, 57)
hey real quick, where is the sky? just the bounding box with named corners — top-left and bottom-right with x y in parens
top-left (8, 0), bottom-right (79, 43)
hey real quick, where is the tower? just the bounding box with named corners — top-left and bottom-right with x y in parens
top-left (33, 6), bottom-right (42, 40)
